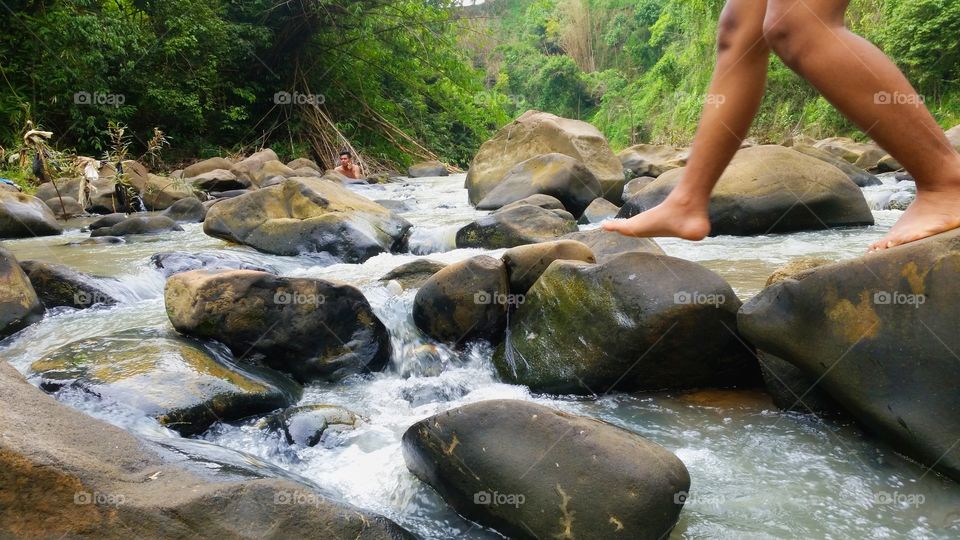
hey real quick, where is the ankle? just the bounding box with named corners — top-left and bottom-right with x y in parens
top-left (666, 189), bottom-right (711, 213)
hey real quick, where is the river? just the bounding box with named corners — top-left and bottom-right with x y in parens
top-left (2, 173), bottom-right (958, 539)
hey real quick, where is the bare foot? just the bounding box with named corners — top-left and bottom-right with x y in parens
top-left (868, 192), bottom-right (960, 252)
top-left (602, 196), bottom-right (712, 240)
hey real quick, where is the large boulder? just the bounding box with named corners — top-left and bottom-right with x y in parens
top-left (413, 256), bottom-right (509, 346)
top-left (618, 146), bottom-right (875, 236)
top-left (19, 260), bottom-right (118, 309)
top-left (203, 177), bottom-right (411, 262)
top-left (501, 240), bottom-right (595, 294)
top-left (791, 144), bottom-right (881, 187)
top-left (161, 197), bottom-right (207, 223)
top-left (618, 144), bottom-right (688, 179)
top-left (408, 161), bottom-right (448, 178)
top-left (232, 148), bottom-right (279, 181)
top-left (189, 169), bottom-right (249, 192)
top-left (493, 252), bottom-right (759, 394)
top-left (578, 197), bottom-right (620, 224)
top-left (402, 399), bottom-right (689, 540)
top-left (379, 259), bottom-right (448, 290)
top-left (165, 270), bottom-right (391, 383)
top-left (251, 160), bottom-right (297, 185)
top-left (813, 137), bottom-right (887, 170)
top-left (561, 228), bottom-right (664, 263)
top-left (287, 157), bottom-right (321, 172)
top-left (738, 229), bottom-right (960, 481)
top-left (126, 171), bottom-right (197, 211)
top-left (36, 176), bottom-right (121, 214)
top-left (475, 153), bottom-right (602, 217)
top-left (466, 110), bottom-right (625, 204)
top-left (455, 203), bottom-right (578, 250)
top-left (0, 361), bottom-right (411, 539)
top-left (0, 247), bottom-right (44, 337)
top-left (44, 196), bottom-right (84, 219)
top-left (0, 191), bottom-right (63, 238)
top-left (182, 156), bottom-right (236, 179)
top-left (30, 328), bottom-right (301, 436)
top-left (90, 215), bottom-right (184, 237)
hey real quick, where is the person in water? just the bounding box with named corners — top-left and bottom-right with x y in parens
top-left (333, 150), bottom-right (364, 180)
top-left (603, 0), bottom-right (960, 252)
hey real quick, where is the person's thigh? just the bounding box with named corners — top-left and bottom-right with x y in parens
top-left (765, 0), bottom-right (849, 28)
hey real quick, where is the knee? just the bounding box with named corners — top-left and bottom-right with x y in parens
top-left (717, 5), bottom-right (763, 55)
top-left (763, 13), bottom-right (808, 67)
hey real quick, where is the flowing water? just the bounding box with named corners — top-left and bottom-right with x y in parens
top-left (2, 173), bottom-right (959, 539)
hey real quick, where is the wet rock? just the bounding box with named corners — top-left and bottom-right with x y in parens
top-left (0, 247), bottom-right (44, 338)
top-left (791, 144), bottom-right (882, 187)
top-left (30, 329), bottom-right (301, 436)
top-left (161, 197), bottom-right (207, 223)
top-left (379, 259), bottom-right (448, 289)
top-left (0, 191), bottom-right (63, 238)
top-left (189, 169), bottom-right (249, 192)
top-left (413, 255), bottom-right (509, 347)
top-left (623, 176), bottom-right (656, 200)
top-left (408, 161), bottom-right (448, 178)
top-left (500, 194), bottom-right (567, 212)
top-left (44, 196), bottom-right (84, 218)
top-left (263, 404), bottom-right (361, 447)
top-left (402, 399), bottom-right (689, 540)
top-left (876, 154), bottom-right (902, 172)
top-left (65, 236), bottom-right (125, 246)
top-left (375, 199), bottom-right (416, 212)
top-left (165, 270), bottom-right (391, 383)
top-left (90, 215), bottom-right (184, 237)
top-left (150, 251), bottom-right (276, 277)
top-left (577, 197), bottom-right (619, 224)
top-left (203, 178), bottom-right (411, 262)
top-left (618, 143), bottom-right (688, 179)
top-left (19, 260), bottom-right (118, 309)
top-left (813, 137), bottom-right (887, 170)
top-left (619, 146), bottom-right (874, 236)
top-left (738, 229), bottom-right (960, 481)
top-left (88, 212), bottom-right (128, 231)
top-left (561, 228), bottom-right (664, 263)
top-left (0, 362), bottom-right (411, 539)
top-left (466, 110), bottom-right (625, 205)
top-left (455, 204), bottom-right (578, 250)
top-left (182, 156), bottom-right (236, 178)
top-left (501, 240), bottom-right (595, 294)
top-left (494, 252), bottom-right (759, 394)
top-left (475, 153), bottom-right (602, 217)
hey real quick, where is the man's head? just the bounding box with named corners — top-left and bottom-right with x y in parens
top-left (338, 151), bottom-right (352, 168)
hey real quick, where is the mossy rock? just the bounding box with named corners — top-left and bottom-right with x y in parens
top-left (456, 204), bottom-right (577, 250)
top-left (0, 247), bottom-right (44, 337)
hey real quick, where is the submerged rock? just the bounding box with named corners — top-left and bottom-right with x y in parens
top-left (0, 361), bottom-right (411, 539)
top-left (263, 404), bottom-right (362, 447)
top-left (738, 229), bottom-right (960, 481)
top-left (0, 191), bottom-right (63, 239)
top-left (90, 215), bottom-right (184, 237)
top-left (88, 212), bottom-right (128, 231)
top-left (0, 247), bottom-right (44, 337)
top-left (475, 153), bottom-right (602, 217)
top-left (466, 110), bottom-right (625, 204)
top-left (456, 203), bottom-right (578, 250)
top-left (494, 252), bottom-right (759, 394)
top-left (619, 146), bottom-right (874, 236)
top-left (19, 260), bottom-right (118, 309)
top-left (413, 255), bottom-right (509, 347)
top-left (402, 399), bottom-right (689, 540)
top-left (29, 329), bottom-right (301, 436)
top-left (165, 270), bottom-right (391, 383)
top-left (203, 177), bottom-right (411, 262)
